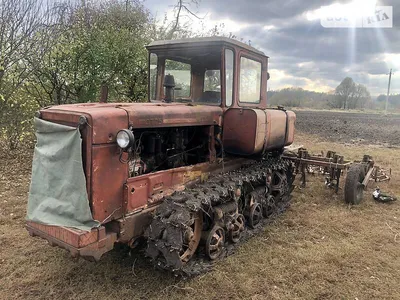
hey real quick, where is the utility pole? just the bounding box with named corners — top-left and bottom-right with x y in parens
top-left (385, 69), bottom-right (392, 114)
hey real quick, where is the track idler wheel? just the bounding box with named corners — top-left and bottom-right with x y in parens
top-left (248, 203), bottom-right (263, 228)
top-left (229, 214), bottom-right (245, 243)
top-left (205, 225), bottom-right (225, 260)
top-left (179, 211), bottom-right (203, 263)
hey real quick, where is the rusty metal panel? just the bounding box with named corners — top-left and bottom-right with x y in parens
top-left (223, 108), bottom-right (259, 155)
top-left (123, 158), bottom-right (250, 215)
top-left (26, 221), bottom-right (116, 261)
top-left (26, 221), bottom-right (105, 248)
top-left (89, 108), bottom-right (128, 144)
top-left (285, 110), bottom-right (296, 146)
top-left (124, 163), bottom-right (211, 213)
top-left (41, 104), bottom-right (128, 145)
top-left (91, 144), bottom-right (128, 222)
top-left (264, 109), bottom-right (287, 151)
top-left (223, 108), bottom-right (295, 155)
top-left (40, 110), bottom-right (83, 126)
top-left (124, 178), bottom-right (149, 212)
top-left (118, 103), bottom-right (222, 128)
top-left (110, 206), bottom-right (157, 243)
top-left (41, 103), bottom-right (221, 139)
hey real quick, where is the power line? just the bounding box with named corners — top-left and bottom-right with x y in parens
top-left (385, 68), bottom-right (393, 114)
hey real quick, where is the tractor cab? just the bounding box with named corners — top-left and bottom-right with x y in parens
top-left (146, 37), bottom-right (269, 109)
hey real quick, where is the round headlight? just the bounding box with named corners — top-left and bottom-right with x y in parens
top-left (116, 129), bottom-right (134, 149)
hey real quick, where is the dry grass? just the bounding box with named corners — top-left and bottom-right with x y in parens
top-left (1, 132), bottom-right (400, 300)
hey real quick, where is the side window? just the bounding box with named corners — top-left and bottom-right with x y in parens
top-left (204, 70), bottom-right (220, 92)
top-left (196, 69), bottom-right (221, 104)
top-left (225, 49), bottom-right (234, 106)
top-left (239, 57), bottom-right (261, 103)
top-left (165, 59), bottom-right (191, 98)
top-left (149, 53), bottom-right (158, 100)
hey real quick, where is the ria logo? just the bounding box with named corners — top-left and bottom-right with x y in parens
top-left (364, 8), bottom-right (391, 27)
top-left (320, 6), bottom-right (393, 28)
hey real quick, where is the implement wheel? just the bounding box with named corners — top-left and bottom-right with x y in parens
top-left (345, 164), bottom-right (366, 205)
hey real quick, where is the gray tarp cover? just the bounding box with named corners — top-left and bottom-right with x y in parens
top-left (26, 117), bottom-right (99, 231)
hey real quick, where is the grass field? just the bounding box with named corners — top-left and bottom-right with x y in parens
top-left (1, 113), bottom-right (400, 299)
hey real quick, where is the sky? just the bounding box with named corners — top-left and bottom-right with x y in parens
top-left (143, 0), bottom-right (400, 96)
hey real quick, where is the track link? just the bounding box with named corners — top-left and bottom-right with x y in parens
top-left (145, 156), bottom-right (294, 276)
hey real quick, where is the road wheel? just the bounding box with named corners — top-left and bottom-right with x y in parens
top-left (205, 225), bottom-right (225, 260)
top-left (345, 164), bottom-right (366, 205)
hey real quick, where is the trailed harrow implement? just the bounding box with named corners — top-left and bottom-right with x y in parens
top-left (283, 148), bottom-right (391, 204)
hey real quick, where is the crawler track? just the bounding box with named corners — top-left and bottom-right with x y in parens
top-left (145, 156), bottom-right (294, 276)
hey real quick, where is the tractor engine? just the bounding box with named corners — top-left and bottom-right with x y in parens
top-left (124, 127), bottom-right (209, 176)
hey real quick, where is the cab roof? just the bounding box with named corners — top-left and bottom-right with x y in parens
top-left (147, 36), bottom-right (267, 57)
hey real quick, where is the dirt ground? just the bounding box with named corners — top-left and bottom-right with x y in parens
top-left (294, 110), bottom-right (400, 146)
top-left (1, 110), bottom-right (400, 300)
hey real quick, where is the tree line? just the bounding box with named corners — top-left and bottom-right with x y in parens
top-left (269, 77), bottom-right (379, 111)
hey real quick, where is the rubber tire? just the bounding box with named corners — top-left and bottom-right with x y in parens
top-left (344, 164), bottom-right (366, 205)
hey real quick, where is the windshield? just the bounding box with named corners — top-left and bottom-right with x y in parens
top-left (196, 69), bottom-right (221, 104)
top-left (165, 59), bottom-right (191, 99)
top-left (149, 48), bottom-right (222, 104)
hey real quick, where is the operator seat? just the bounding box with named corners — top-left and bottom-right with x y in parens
top-left (196, 91), bottom-right (221, 104)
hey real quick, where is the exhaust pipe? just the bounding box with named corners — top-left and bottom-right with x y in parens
top-left (100, 84), bottom-right (108, 103)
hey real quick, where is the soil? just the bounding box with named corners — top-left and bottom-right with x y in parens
top-left (294, 110), bottom-right (400, 146)
top-left (1, 110), bottom-right (400, 300)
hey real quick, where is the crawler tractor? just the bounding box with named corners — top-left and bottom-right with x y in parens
top-left (26, 37), bottom-right (296, 273)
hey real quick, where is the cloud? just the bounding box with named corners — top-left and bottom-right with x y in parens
top-left (145, 0), bottom-right (400, 95)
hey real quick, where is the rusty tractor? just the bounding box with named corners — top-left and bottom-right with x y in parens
top-left (25, 37), bottom-right (388, 275)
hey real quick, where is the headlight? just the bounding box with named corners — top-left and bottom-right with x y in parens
top-left (116, 129), bottom-right (134, 149)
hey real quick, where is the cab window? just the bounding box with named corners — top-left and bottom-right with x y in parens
top-left (225, 49), bottom-right (234, 106)
top-left (204, 70), bottom-right (220, 92)
top-left (165, 59), bottom-right (191, 98)
top-left (196, 69), bottom-right (221, 104)
top-left (239, 57), bottom-right (261, 103)
top-left (149, 53), bottom-right (158, 100)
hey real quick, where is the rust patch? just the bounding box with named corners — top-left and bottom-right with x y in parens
top-left (26, 222), bottom-right (117, 261)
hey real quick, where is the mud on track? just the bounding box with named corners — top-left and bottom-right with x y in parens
top-left (294, 110), bottom-right (400, 146)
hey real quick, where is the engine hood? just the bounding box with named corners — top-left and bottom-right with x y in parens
top-left (116, 102), bottom-right (222, 128)
top-left (40, 102), bottom-right (222, 145)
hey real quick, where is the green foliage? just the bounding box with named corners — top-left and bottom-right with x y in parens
top-left (0, 90), bottom-right (37, 149)
top-left (268, 87), bottom-right (334, 109)
top-left (27, 0), bottom-right (153, 105)
top-left (1, 0), bottom-right (155, 149)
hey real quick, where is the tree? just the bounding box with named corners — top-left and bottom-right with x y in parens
top-left (27, 0), bottom-right (153, 105)
top-left (348, 83), bottom-right (370, 109)
top-left (334, 77), bottom-right (355, 109)
top-left (0, 0), bottom-right (53, 149)
top-left (0, 0), bottom-right (46, 102)
top-left (333, 77), bottom-right (371, 110)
